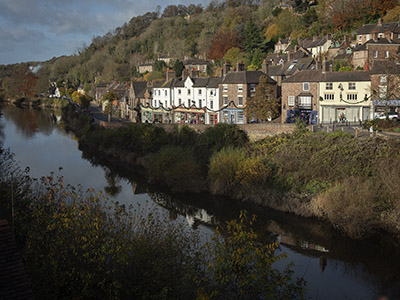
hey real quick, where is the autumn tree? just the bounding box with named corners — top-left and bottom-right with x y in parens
top-left (224, 47), bottom-right (246, 66)
top-left (102, 90), bottom-right (118, 121)
top-left (207, 30), bottom-right (242, 60)
top-left (245, 76), bottom-right (280, 122)
top-left (72, 91), bottom-right (92, 109)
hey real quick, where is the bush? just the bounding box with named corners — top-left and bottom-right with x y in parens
top-left (235, 156), bottom-right (271, 190)
top-left (208, 147), bottom-right (246, 195)
top-left (311, 177), bottom-right (381, 238)
top-left (148, 146), bottom-right (205, 193)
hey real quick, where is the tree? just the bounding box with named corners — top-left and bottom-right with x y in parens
top-left (245, 76), bottom-right (280, 121)
top-left (242, 19), bottom-right (262, 56)
top-left (173, 59), bottom-right (185, 78)
top-left (72, 91), bottom-right (92, 109)
top-left (153, 60), bottom-right (167, 72)
top-left (207, 30), bottom-right (242, 60)
top-left (102, 90), bottom-right (118, 121)
top-left (224, 47), bottom-right (245, 66)
top-left (197, 211), bottom-right (306, 300)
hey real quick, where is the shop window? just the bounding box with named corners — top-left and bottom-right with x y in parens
top-left (237, 111), bottom-right (244, 123)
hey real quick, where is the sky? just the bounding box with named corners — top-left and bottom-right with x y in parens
top-left (0, 0), bottom-right (210, 65)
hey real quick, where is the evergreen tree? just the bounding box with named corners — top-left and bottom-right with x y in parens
top-left (242, 19), bottom-right (262, 55)
top-left (173, 59), bottom-right (185, 78)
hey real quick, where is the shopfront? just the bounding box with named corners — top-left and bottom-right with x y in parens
top-left (286, 109), bottom-right (318, 124)
top-left (220, 109), bottom-right (245, 124)
top-left (172, 107), bottom-right (206, 124)
top-left (373, 100), bottom-right (400, 118)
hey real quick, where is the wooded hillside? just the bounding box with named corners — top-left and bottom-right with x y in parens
top-left (0, 0), bottom-right (398, 99)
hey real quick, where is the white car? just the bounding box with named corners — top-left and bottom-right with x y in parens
top-left (375, 113), bottom-right (400, 121)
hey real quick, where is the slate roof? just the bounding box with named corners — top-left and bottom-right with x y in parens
top-left (0, 220), bottom-right (34, 300)
top-left (370, 61), bottom-right (400, 74)
top-left (366, 38), bottom-right (400, 45)
top-left (357, 22), bottom-right (400, 35)
top-left (283, 70), bottom-right (370, 83)
top-left (223, 71), bottom-right (276, 84)
top-left (131, 82), bottom-right (147, 95)
top-left (192, 78), bottom-right (209, 87)
top-left (267, 57), bottom-right (316, 77)
top-left (208, 77), bottom-right (223, 88)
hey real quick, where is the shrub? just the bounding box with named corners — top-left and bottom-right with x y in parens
top-left (148, 146), bottom-right (205, 193)
top-left (235, 156), bottom-right (271, 190)
top-left (311, 177), bottom-right (381, 238)
top-left (208, 147), bottom-right (246, 195)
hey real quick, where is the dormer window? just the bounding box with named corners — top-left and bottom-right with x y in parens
top-left (303, 82), bottom-right (310, 91)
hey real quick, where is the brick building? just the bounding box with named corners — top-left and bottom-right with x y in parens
top-left (219, 62), bottom-right (276, 124)
top-left (356, 19), bottom-right (400, 45)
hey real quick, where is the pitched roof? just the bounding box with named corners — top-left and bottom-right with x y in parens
top-left (283, 70), bottom-right (370, 83)
top-left (366, 38), bottom-right (400, 45)
top-left (357, 22), bottom-right (399, 35)
top-left (130, 81), bottom-right (147, 94)
top-left (192, 77), bottom-right (209, 87)
top-left (183, 58), bottom-right (208, 65)
top-left (370, 61), bottom-right (400, 74)
top-left (0, 220), bottom-right (34, 300)
top-left (223, 71), bottom-right (275, 84)
top-left (208, 77), bottom-right (223, 88)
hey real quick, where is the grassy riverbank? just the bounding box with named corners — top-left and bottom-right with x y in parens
top-left (63, 105), bottom-right (400, 240)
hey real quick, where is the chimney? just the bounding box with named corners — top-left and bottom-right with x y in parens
top-left (182, 69), bottom-right (189, 79)
top-left (166, 69), bottom-right (176, 82)
top-left (313, 35), bottom-right (318, 41)
top-left (190, 69), bottom-right (199, 78)
top-left (378, 18), bottom-right (383, 26)
top-left (262, 60), bottom-right (268, 74)
top-left (322, 58), bottom-right (327, 73)
top-left (236, 61), bottom-right (245, 71)
top-left (224, 61), bottom-right (231, 75)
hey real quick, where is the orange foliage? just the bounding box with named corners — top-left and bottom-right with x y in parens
top-left (207, 30), bottom-right (242, 60)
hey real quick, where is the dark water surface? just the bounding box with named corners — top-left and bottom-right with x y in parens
top-left (1, 104), bottom-right (399, 300)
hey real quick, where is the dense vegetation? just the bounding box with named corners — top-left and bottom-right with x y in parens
top-left (0, 145), bottom-right (305, 299)
top-left (64, 106), bottom-right (400, 240)
top-left (1, 0), bottom-right (398, 100)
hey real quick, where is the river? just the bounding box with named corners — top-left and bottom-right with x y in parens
top-left (0, 104), bottom-right (399, 300)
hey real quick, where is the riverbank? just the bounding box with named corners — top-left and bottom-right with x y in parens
top-left (62, 104), bottom-right (400, 241)
top-left (1, 96), bottom-right (69, 108)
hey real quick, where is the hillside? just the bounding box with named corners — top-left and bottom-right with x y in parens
top-left (0, 0), bottom-right (399, 99)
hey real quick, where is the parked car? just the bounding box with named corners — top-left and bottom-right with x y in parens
top-left (375, 112), bottom-right (400, 121)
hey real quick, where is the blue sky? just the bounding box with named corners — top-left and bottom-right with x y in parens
top-left (0, 0), bottom-right (210, 65)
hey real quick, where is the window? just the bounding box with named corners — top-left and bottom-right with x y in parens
top-left (379, 86), bottom-right (387, 98)
top-left (303, 82), bottom-right (310, 91)
top-left (238, 85), bottom-right (243, 92)
top-left (373, 50), bottom-right (378, 58)
top-left (199, 99), bottom-right (202, 107)
top-left (238, 96), bottom-right (243, 106)
top-left (178, 89), bottom-right (181, 95)
top-left (348, 82), bottom-right (356, 90)
top-left (326, 82), bottom-right (333, 90)
top-left (210, 90), bottom-right (214, 96)
top-left (165, 100), bottom-right (167, 107)
top-left (380, 75), bottom-right (387, 83)
top-left (178, 99), bottom-right (181, 105)
top-left (165, 90), bottom-right (167, 96)
top-left (347, 94), bottom-right (357, 100)
top-left (158, 90), bottom-right (161, 96)
top-left (358, 35), bottom-right (362, 41)
top-left (210, 100), bottom-right (214, 109)
top-left (188, 89), bottom-right (191, 95)
top-left (288, 96), bottom-right (295, 107)
top-left (385, 51), bottom-right (389, 58)
top-left (355, 53), bottom-right (359, 59)
top-left (237, 111), bottom-right (244, 123)
top-left (366, 34), bottom-right (370, 40)
top-left (250, 84), bottom-right (256, 92)
top-left (378, 33), bottom-right (383, 38)
top-left (223, 84), bottom-right (228, 92)
top-left (199, 89), bottom-right (202, 95)
top-left (223, 96), bottom-right (228, 105)
top-left (298, 96), bottom-right (312, 108)
top-left (324, 93), bottom-right (334, 100)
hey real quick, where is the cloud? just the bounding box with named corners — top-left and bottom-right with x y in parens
top-left (0, 0), bottom-right (210, 64)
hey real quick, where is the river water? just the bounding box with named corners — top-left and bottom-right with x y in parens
top-left (1, 104), bottom-right (399, 300)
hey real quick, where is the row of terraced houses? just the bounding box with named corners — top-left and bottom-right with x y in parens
top-left (95, 19), bottom-right (400, 125)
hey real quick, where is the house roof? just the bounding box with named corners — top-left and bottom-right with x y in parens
top-left (366, 38), bottom-right (400, 45)
top-left (208, 77), bottom-right (223, 88)
top-left (223, 71), bottom-right (275, 84)
top-left (283, 70), bottom-right (370, 83)
top-left (268, 57), bottom-right (316, 77)
top-left (130, 81), bottom-right (147, 95)
top-left (192, 77), bottom-right (209, 87)
top-left (0, 220), bottom-right (34, 300)
top-left (370, 61), bottom-right (400, 74)
top-left (357, 22), bottom-right (399, 35)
